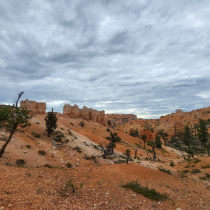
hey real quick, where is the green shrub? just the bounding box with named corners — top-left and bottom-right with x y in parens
top-left (70, 122), bottom-right (74, 126)
top-left (25, 145), bottom-right (31, 149)
top-left (16, 159), bottom-right (26, 167)
top-left (194, 159), bottom-right (201, 164)
top-left (170, 161), bottom-right (175, 167)
top-left (93, 145), bottom-right (98, 150)
top-left (191, 169), bottom-right (201, 174)
top-left (205, 173), bottom-right (210, 178)
top-left (60, 180), bottom-right (83, 197)
top-left (199, 176), bottom-right (207, 180)
top-left (79, 121), bottom-right (85, 127)
top-left (55, 137), bottom-right (62, 142)
top-left (122, 181), bottom-right (168, 201)
top-left (114, 159), bottom-right (126, 164)
top-left (44, 164), bottom-right (53, 168)
top-left (159, 168), bottom-right (172, 175)
top-left (201, 164), bottom-right (210, 169)
top-left (32, 133), bottom-right (41, 138)
top-left (65, 139), bottom-right (69, 142)
top-left (38, 150), bottom-right (46, 156)
top-left (73, 146), bottom-right (82, 153)
top-left (66, 163), bottom-right (72, 168)
top-left (107, 128), bottom-right (110, 132)
top-left (35, 122), bottom-right (40, 124)
top-left (199, 173), bottom-right (210, 181)
top-left (182, 170), bottom-right (189, 173)
top-left (147, 149), bottom-right (152, 153)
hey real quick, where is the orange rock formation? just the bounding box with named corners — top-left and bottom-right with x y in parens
top-left (105, 114), bottom-right (137, 127)
top-left (140, 129), bottom-right (155, 141)
top-left (63, 104), bottom-right (105, 125)
top-left (20, 99), bottom-right (46, 114)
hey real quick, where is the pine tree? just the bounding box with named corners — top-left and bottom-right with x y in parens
top-left (124, 149), bottom-right (131, 164)
top-left (197, 119), bottom-right (208, 147)
top-left (182, 125), bottom-right (194, 149)
top-left (45, 108), bottom-right (57, 137)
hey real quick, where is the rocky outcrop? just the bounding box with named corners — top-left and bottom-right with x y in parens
top-left (20, 99), bottom-right (46, 114)
top-left (105, 114), bottom-right (137, 127)
top-left (139, 129), bottom-right (155, 141)
top-left (176, 109), bottom-right (182, 113)
top-left (63, 104), bottom-right (105, 125)
top-left (63, 104), bottom-right (80, 118)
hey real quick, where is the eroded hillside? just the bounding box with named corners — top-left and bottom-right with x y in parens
top-left (1, 113), bottom-right (210, 209)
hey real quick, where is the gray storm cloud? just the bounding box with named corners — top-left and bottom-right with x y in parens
top-left (0, 0), bottom-right (210, 118)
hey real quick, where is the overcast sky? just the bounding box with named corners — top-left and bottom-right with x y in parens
top-left (1, 0), bottom-right (210, 118)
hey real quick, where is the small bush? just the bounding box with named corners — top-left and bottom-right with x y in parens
top-left (170, 161), bottom-right (175, 167)
top-left (114, 159), bottom-right (126, 164)
top-left (66, 163), bottom-right (72, 168)
top-left (191, 169), bottom-right (201, 174)
top-left (147, 149), bottom-right (152, 153)
top-left (38, 150), bottom-right (46, 156)
top-left (60, 180), bottom-right (83, 197)
top-left (79, 121), bottom-right (85, 127)
top-left (33, 133), bottom-right (41, 138)
top-left (194, 159), bottom-right (201, 164)
top-left (73, 146), bottom-right (82, 153)
top-left (205, 173), bottom-right (210, 178)
top-left (55, 137), bottom-right (62, 142)
top-left (70, 122), bottom-right (74, 126)
top-left (84, 155), bottom-right (96, 161)
top-left (199, 176), bottom-right (207, 180)
top-left (44, 164), bottom-right (53, 168)
top-left (35, 122), bottom-right (40, 124)
top-left (93, 145), bottom-right (98, 150)
top-left (201, 164), bottom-right (210, 169)
top-left (107, 128), bottom-right (110, 132)
top-left (16, 159), bottom-right (26, 167)
top-left (25, 145), bottom-right (31, 149)
top-left (65, 139), bottom-right (69, 142)
top-left (199, 173), bottom-right (210, 181)
top-left (122, 181), bottom-right (168, 201)
top-left (182, 170), bottom-right (189, 173)
top-left (159, 168), bottom-right (172, 175)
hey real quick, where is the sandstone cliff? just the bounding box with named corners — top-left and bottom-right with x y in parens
top-left (20, 99), bottom-right (46, 114)
top-left (105, 114), bottom-right (137, 127)
top-left (63, 104), bottom-right (105, 125)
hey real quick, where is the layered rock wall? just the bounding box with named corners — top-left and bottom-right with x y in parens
top-left (105, 114), bottom-right (137, 127)
top-left (63, 104), bottom-right (105, 125)
top-left (20, 99), bottom-right (46, 114)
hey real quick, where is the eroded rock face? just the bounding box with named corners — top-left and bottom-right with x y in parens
top-left (140, 129), bottom-right (155, 141)
top-left (105, 114), bottom-right (137, 127)
top-left (20, 99), bottom-right (46, 114)
top-left (63, 104), bottom-right (80, 118)
top-left (63, 104), bottom-right (105, 125)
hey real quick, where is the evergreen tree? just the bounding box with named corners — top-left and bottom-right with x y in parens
top-left (197, 119), bottom-right (208, 147)
top-left (106, 131), bottom-right (121, 154)
top-left (155, 135), bottom-right (162, 148)
top-left (45, 108), bottom-right (57, 137)
top-left (124, 149), bottom-right (131, 164)
top-left (182, 125), bottom-right (194, 149)
top-left (141, 134), bottom-right (147, 148)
